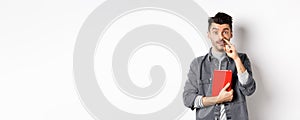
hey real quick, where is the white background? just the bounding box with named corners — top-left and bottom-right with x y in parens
top-left (1, 0), bottom-right (300, 120)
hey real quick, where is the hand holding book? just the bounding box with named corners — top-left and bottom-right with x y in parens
top-left (216, 83), bottom-right (233, 104)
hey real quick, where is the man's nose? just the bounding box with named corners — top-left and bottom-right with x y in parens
top-left (218, 32), bottom-right (224, 40)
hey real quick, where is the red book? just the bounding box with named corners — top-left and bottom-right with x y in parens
top-left (212, 70), bottom-right (232, 96)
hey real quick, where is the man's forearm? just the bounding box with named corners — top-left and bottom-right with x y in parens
top-left (234, 57), bottom-right (246, 74)
top-left (202, 96), bottom-right (218, 107)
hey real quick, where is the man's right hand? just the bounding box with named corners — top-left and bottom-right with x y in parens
top-left (216, 83), bottom-right (233, 104)
top-left (202, 83), bottom-right (234, 107)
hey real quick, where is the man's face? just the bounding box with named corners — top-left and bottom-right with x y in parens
top-left (208, 23), bottom-right (232, 52)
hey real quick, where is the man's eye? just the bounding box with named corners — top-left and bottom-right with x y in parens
top-left (213, 31), bottom-right (218, 35)
top-left (223, 31), bottom-right (230, 34)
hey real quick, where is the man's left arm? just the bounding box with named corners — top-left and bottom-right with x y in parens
top-left (233, 54), bottom-right (256, 96)
top-left (223, 39), bottom-right (256, 96)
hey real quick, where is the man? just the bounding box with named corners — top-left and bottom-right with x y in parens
top-left (183, 12), bottom-right (256, 120)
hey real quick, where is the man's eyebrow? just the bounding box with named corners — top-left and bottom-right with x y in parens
top-left (211, 28), bottom-right (218, 31)
top-left (223, 28), bottom-right (230, 30)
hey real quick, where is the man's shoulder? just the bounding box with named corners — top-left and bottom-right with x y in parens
top-left (190, 54), bottom-right (208, 65)
top-left (237, 52), bottom-right (247, 56)
top-left (237, 52), bottom-right (250, 61)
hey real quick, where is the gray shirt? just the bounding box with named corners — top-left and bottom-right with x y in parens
top-left (183, 48), bottom-right (256, 120)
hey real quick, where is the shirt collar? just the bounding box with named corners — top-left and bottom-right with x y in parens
top-left (207, 47), bottom-right (232, 63)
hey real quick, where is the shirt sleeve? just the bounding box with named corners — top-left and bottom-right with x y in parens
top-left (237, 70), bottom-right (249, 85)
top-left (194, 95), bottom-right (204, 108)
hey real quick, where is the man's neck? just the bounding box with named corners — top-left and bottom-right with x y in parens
top-left (211, 47), bottom-right (226, 61)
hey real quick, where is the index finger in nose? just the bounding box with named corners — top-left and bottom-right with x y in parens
top-left (223, 39), bottom-right (232, 46)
